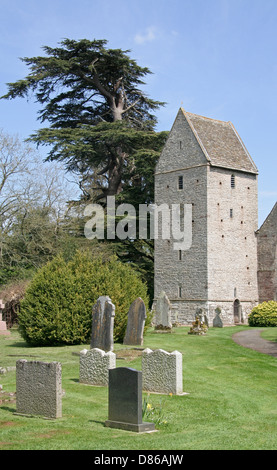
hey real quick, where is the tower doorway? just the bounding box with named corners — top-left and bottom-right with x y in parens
top-left (234, 299), bottom-right (241, 324)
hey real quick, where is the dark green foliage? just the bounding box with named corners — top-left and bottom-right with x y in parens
top-left (2, 39), bottom-right (163, 128)
top-left (0, 208), bottom-right (59, 285)
top-left (0, 206), bottom-right (86, 286)
top-left (1, 38), bottom-right (166, 201)
top-left (18, 250), bottom-right (150, 346)
top-left (248, 301), bottom-right (277, 327)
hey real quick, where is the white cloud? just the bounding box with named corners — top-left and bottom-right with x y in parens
top-left (134, 26), bottom-right (157, 45)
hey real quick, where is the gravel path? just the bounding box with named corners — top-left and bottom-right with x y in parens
top-left (232, 328), bottom-right (277, 358)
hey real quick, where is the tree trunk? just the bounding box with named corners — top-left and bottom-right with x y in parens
top-left (104, 98), bottom-right (125, 199)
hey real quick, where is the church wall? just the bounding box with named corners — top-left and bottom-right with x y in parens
top-left (154, 108), bottom-right (260, 326)
top-left (154, 165), bottom-right (208, 304)
top-left (154, 109), bottom-right (209, 323)
top-left (207, 167), bottom-right (259, 321)
top-left (155, 108), bottom-right (208, 174)
top-left (257, 203), bottom-right (277, 302)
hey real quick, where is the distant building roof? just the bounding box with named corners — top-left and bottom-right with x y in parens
top-left (258, 201), bottom-right (277, 232)
top-left (182, 108), bottom-right (258, 174)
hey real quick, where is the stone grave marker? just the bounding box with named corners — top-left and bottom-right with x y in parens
top-left (79, 348), bottom-right (116, 386)
top-left (0, 299), bottom-right (9, 336)
top-left (15, 360), bottom-right (62, 419)
top-left (213, 307), bottom-right (223, 327)
top-left (196, 307), bottom-right (209, 326)
top-left (123, 298), bottom-right (147, 346)
top-left (188, 311), bottom-right (208, 335)
top-left (90, 296), bottom-right (115, 352)
top-left (142, 348), bottom-right (183, 395)
top-left (154, 291), bottom-right (172, 329)
top-left (105, 367), bottom-right (155, 433)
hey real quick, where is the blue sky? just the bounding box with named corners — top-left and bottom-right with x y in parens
top-left (0, 0), bottom-right (276, 224)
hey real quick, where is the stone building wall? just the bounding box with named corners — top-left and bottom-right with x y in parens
top-left (154, 109), bottom-right (209, 324)
top-left (154, 108), bottom-right (259, 326)
top-left (257, 202), bottom-right (277, 302)
top-left (207, 166), bottom-right (259, 322)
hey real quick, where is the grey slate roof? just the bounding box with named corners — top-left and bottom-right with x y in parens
top-left (182, 108), bottom-right (258, 174)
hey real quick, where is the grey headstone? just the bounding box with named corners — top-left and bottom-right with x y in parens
top-left (79, 348), bottom-right (116, 386)
top-left (105, 367), bottom-right (155, 433)
top-left (90, 296), bottom-right (115, 352)
top-left (213, 308), bottom-right (223, 327)
top-left (15, 360), bottom-right (62, 419)
top-left (142, 348), bottom-right (183, 395)
top-left (123, 298), bottom-right (147, 346)
top-left (155, 291), bottom-right (172, 328)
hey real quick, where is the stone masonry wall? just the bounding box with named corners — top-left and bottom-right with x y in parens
top-left (257, 203), bottom-right (277, 302)
top-left (207, 166), bottom-right (259, 319)
top-left (154, 108), bottom-right (259, 325)
top-left (154, 109), bottom-right (209, 323)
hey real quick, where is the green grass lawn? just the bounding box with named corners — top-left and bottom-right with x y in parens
top-left (0, 325), bottom-right (277, 450)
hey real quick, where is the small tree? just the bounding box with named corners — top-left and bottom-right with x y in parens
top-left (18, 250), bottom-right (150, 346)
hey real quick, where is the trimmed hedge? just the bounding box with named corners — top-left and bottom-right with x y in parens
top-left (18, 251), bottom-right (150, 346)
top-left (248, 301), bottom-right (277, 327)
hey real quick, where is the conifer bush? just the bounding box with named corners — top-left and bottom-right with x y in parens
top-left (248, 301), bottom-right (277, 327)
top-left (18, 251), bottom-right (150, 346)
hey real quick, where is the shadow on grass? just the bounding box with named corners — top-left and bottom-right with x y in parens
top-left (6, 341), bottom-right (31, 349)
top-left (89, 420), bottom-right (106, 427)
top-left (0, 405), bottom-right (16, 413)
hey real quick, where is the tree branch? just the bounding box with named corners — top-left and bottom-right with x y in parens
top-left (121, 98), bottom-right (141, 115)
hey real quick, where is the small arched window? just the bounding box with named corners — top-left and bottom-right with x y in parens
top-left (231, 174), bottom-right (235, 188)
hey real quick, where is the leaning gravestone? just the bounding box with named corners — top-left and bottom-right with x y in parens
top-left (79, 348), bottom-right (116, 386)
top-left (123, 298), bottom-right (147, 346)
top-left (90, 296), bottom-right (115, 352)
top-left (154, 291), bottom-right (172, 329)
top-left (142, 348), bottom-right (183, 395)
top-left (15, 360), bottom-right (62, 419)
top-left (105, 367), bottom-right (155, 433)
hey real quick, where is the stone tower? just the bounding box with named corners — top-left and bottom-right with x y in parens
top-left (154, 108), bottom-right (259, 326)
top-left (257, 202), bottom-right (277, 302)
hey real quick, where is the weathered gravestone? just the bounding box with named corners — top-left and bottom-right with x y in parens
top-left (0, 300), bottom-right (9, 336)
top-left (15, 360), bottom-right (62, 419)
top-left (90, 296), bottom-right (115, 352)
top-left (142, 348), bottom-right (183, 395)
top-left (154, 291), bottom-right (172, 329)
top-left (188, 311), bottom-right (208, 335)
top-left (105, 367), bottom-right (155, 433)
top-left (123, 298), bottom-right (147, 346)
top-left (79, 348), bottom-right (116, 386)
top-left (213, 307), bottom-right (223, 327)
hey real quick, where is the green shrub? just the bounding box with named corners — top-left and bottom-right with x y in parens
top-left (248, 301), bottom-right (277, 327)
top-left (18, 251), bottom-right (150, 346)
